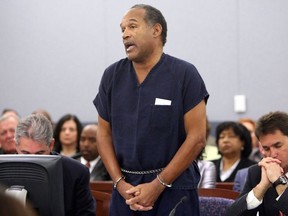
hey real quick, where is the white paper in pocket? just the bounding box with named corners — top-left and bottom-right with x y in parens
top-left (154, 98), bottom-right (172, 105)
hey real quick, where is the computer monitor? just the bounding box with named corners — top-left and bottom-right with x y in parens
top-left (0, 155), bottom-right (65, 216)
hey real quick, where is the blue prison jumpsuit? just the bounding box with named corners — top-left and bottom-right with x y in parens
top-left (94, 53), bottom-right (209, 216)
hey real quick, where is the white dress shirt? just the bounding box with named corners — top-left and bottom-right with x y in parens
top-left (80, 156), bottom-right (100, 173)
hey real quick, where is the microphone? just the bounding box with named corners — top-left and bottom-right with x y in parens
top-left (168, 196), bottom-right (188, 216)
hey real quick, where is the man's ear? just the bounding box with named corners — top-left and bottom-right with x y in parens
top-left (153, 23), bottom-right (162, 38)
top-left (49, 138), bottom-right (55, 151)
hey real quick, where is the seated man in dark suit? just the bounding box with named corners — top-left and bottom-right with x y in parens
top-left (225, 111), bottom-right (288, 216)
top-left (14, 114), bottom-right (96, 216)
top-left (79, 124), bottom-right (110, 181)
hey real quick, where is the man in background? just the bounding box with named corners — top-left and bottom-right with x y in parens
top-left (226, 111), bottom-right (288, 215)
top-left (1, 108), bottom-right (20, 118)
top-left (14, 114), bottom-right (96, 216)
top-left (80, 124), bottom-right (110, 181)
top-left (0, 115), bottom-right (19, 154)
top-left (239, 118), bottom-right (262, 162)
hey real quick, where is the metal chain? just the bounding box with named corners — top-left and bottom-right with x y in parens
top-left (121, 168), bottom-right (164, 175)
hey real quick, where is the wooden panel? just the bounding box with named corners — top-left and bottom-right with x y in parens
top-left (198, 188), bottom-right (239, 200)
top-left (90, 181), bottom-right (113, 194)
top-left (91, 190), bottom-right (111, 216)
top-left (215, 182), bottom-right (234, 190)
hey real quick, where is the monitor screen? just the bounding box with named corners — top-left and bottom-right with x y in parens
top-left (0, 155), bottom-right (65, 216)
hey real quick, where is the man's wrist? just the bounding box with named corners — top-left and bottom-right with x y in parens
top-left (270, 174), bottom-right (282, 184)
top-left (272, 175), bottom-right (288, 188)
top-left (253, 183), bottom-right (268, 200)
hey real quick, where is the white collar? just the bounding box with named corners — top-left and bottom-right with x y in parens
top-left (81, 155), bottom-right (101, 172)
top-left (219, 158), bottom-right (240, 181)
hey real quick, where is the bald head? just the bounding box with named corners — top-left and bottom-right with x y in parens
top-left (80, 124), bottom-right (99, 161)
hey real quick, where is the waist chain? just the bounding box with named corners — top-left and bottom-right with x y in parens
top-left (121, 167), bottom-right (164, 175)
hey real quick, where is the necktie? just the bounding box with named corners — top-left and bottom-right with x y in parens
top-left (279, 211), bottom-right (284, 216)
top-left (85, 161), bottom-right (90, 168)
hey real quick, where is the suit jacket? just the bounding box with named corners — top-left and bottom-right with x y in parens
top-left (233, 167), bottom-right (249, 192)
top-left (52, 152), bottom-right (96, 216)
top-left (212, 157), bottom-right (256, 182)
top-left (225, 164), bottom-right (288, 216)
top-left (78, 156), bottom-right (111, 181)
top-left (90, 158), bottom-right (111, 181)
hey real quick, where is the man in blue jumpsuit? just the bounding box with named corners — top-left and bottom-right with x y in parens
top-left (94, 4), bottom-right (209, 216)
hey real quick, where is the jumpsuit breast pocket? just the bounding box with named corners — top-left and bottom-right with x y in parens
top-left (150, 105), bottom-right (173, 131)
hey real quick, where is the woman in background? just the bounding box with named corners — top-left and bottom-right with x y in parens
top-left (53, 114), bottom-right (83, 158)
top-left (212, 121), bottom-right (255, 182)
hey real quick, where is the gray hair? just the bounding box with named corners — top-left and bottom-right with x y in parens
top-left (15, 114), bottom-right (53, 146)
top-left (131, 4), bottom-right (167, 46)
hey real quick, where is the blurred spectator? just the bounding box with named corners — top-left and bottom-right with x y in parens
top-left (0, 115), bottom-right (19, 154)
top-left (1, 108), bottom-right (20, 118)
top-left (79, 124), bottom-right (110, 181)
top-left (239, 118), bottom-right (262, 162)
top-left (53, 114), bottom-right (82, 158)
top-left (212, 121), bottom-right (256, 182)
top-left (203, 117), bottom-right (221, 160)
top-left (32, 108), bottom-right (53, 124)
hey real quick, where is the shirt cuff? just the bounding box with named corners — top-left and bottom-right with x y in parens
top-left (246, 190), bottom-right (262, 210)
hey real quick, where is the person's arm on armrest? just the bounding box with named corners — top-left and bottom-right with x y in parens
top-left (200, 161), bottom-right (216, 188)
